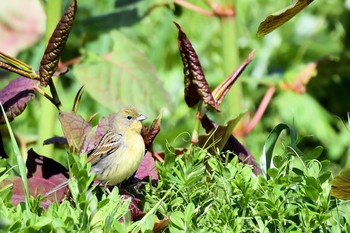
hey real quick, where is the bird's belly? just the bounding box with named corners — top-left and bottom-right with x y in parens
top-left (91, 143), bottom-right (144, 185)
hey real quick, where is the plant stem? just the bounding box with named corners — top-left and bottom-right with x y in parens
top-left (36, 0), bottom-right (62, 158)
top-left (219, 4), bottom-right (241, 118)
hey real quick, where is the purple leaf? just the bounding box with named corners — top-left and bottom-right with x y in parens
top-left (0, 76), bottom-right (39, 123)
top-left (135, 151), bottom-right (158, 181)
top-left (58, 111), bottom-right (92, 152)
top-left (1, 149), bottom-right (69, 208)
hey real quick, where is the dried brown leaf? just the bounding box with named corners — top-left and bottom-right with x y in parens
top-left (257, 0), bottom-right (314, 37)
top-left (212, 50), bottom-right (255, 106)
top-left (198, 113), bottom-right (245, 153)
top-left (331, 167), bottom-right (350, 200)
top-left (174, 22), bottom-right (220, 112)
top-left (142, 114), bottom-right (161, 150)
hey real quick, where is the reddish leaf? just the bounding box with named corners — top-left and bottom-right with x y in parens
top-left (174, 22), bottom-right (220, 112)
top-left (58, 111), bottom-right (92, 152)
top-left (135, 151), bottom-right (158, 181)
top-left (1, 149), bottom-right (69, 207)
top-left (153, 217), bottom-right (170, 232)
top-left (39, 0), bottom-right (77, 86)
top-left (58, 111), bottom-right (118, 154)
top-left (142, 114), bottom-right (161, 150)
top-left (257, 0), bottom-right (314, 37)
top-left (0, 76), bottom-right (39, 123)
top-left (212, 50), bottom-right (255, 106)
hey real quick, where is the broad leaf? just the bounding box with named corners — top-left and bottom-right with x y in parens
top-left (200, 114), bottom-right (260, 174)
top-left (174, 22), bottom-right (220, 112)
top-left (0, 0), bottom-right (45, 56)
top-left (73, 30), bottom-right (169, 118)
top-left (257, 0), bottom-right (314, 37)
top-left (39, 0), bottom-right (77, 86)
top-left (134, 151), bottom-right (158, 181)
top-left (0, 149), bottom-right (68, 207)
top-left (0, 76), bottom-right (39, 123)
top-left (58, 111), bottom-right (92, 152)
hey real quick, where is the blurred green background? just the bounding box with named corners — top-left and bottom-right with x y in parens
top-left (0, 0), bottom-right (349, 169)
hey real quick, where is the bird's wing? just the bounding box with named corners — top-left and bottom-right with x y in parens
top-left (86, 131), bottom-right (122, 166)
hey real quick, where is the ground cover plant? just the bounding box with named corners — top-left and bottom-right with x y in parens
top-left (0, 0), bottom-right (350, 232)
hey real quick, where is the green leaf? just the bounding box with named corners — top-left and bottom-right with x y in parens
top-left (170, 211), bottom-right (184, 230)
top-left (268, 168), bottom-right (278, 179)
top-left (263, 123), bottom-right (297, 179)
top-left (73, 30), bottom-right (170, 118)
top-left (184, 203), bottom-right (195, 224)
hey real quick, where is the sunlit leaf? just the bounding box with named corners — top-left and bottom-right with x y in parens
top-left (262, 123), bottom-right (297, 179)
top-left (257, 0), bottom-right (314, 37)
top-left (73, 30), bottom-right (169, 119)
top-left (0, 76), bottom-right (39, 123)
top-left (174, 22), bottom-right (220, 112)
top-left (39, 0), bottom-right (77, 86)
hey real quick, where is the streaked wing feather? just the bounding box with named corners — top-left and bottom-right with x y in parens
top-left (87, 131), bottom-right (122, 165)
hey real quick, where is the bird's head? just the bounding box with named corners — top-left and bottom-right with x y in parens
top-left (114, 107), bottom-right (147, 133)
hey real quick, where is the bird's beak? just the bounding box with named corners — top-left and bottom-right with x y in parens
top-left (137, 114), bottom-right (147, 121)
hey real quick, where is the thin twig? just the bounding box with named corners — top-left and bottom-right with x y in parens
top-left (173, 0), bottom-right (214, 16)
top-left (245, 85), bottom-right (275, 134)
top-left (33, 86), bottom-right (57, 107)
top-left (58, 57), bottom-right (81, 69)
top-left (0, 61), bottom-right (38, 80)
top-left (48, 81), bottom-right (62, 110)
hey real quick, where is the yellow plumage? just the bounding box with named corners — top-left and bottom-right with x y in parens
top-left (87, 107), bottom-right (146, 185)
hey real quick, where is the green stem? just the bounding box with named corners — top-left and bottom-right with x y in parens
top-left (36, 0), bottom-right (62, 157)
top-left (219, 8), bottom-right (241, 117)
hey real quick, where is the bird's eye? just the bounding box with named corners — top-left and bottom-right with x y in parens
top-left (126, 115), bottom-right (132, 120)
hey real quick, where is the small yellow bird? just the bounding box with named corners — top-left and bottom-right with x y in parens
top-left (45, 107), bottom-right (146, 197)
top-left (87, 107), bottom-right (147, 185)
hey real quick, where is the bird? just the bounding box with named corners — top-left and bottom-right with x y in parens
top-left (87, 107), bottom-right (147, 185)
top-left (45, 107), bottom-right (146, 197)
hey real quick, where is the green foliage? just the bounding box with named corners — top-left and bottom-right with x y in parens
top-left (143, 136), bottom-right (347, 232)
top-left (0, 152), bottom-right (156, 232)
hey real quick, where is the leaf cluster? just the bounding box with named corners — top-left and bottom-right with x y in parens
top-left (142, 128), bottom-right (348, 232)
